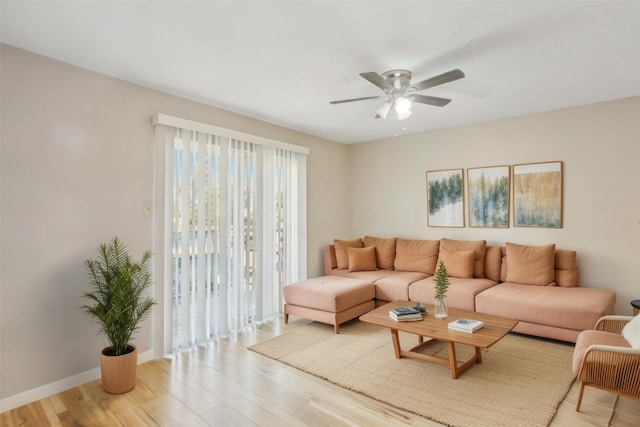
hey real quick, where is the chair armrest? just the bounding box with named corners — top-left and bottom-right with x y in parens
top-left (578, 345), bottom-right (640, 398)
top-left (594, 315), bottom-right (633, 334)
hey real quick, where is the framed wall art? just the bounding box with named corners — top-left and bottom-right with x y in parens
top-left (467, 165), bottom-right (510, 228)
top-left (513, 161), bottom-right (563, 228)
top-left (426, 169), bottom-right (464, 227)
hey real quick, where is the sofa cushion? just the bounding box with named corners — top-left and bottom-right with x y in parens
top-left (334, 238), bottom-right (363, 270)
top-left (408, 276), bottom-right (498, 311)
top-left (475, 282), bottom-right (615, 332)
top-left (622, 314), bottom-right (640, 348)
top-left (500, 246), bottom-right (579, 287)
top-left (329, 269), bottom-right (395, 282)
top-left (505, 242), bottom-right (556, 286)
top-left (484, 246), bottom-right (502, 282)
top-left (393, 238), bottom-right (439, 275)
top-left (347, 247), bottom-right (377, 272)
top-left (283, 276), bottom-right (375, 313)
top-left (440, 238), bottom-right (487, 278)
top-left (554, 249), bottom-right (579, 287)
top-left (437, 247), bottom-right (475, 279)
top-left (364, 235), bottom-right (397, 270)
top-left (374, 271), bottom-right (429, 302)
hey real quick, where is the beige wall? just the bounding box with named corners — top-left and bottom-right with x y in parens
top-left (348, 96), bottom-right (640, 315)
top-left (0, 44), bottom-right (349, 402)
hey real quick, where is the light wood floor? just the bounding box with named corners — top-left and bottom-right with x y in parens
top-left (2, 317), bottom-right (638, 426)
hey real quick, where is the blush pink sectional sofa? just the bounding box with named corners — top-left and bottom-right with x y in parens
top-left (284, 236), bottom-right (616, 342)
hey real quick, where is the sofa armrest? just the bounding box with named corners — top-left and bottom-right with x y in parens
top-left (324, 244), bottom-right (337, 275)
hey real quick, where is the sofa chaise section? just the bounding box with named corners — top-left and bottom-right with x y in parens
top-left (476, 283), bottom-right (616, 342)
top-left (283, 276), bottom-right (375, 333)
top-left (475, 244), bottom-right (616, 342)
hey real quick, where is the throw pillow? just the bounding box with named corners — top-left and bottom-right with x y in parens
top-left (505, 242), bottom-right (556, 286)
top-left (437, 248), bottom-right (475, 279)
top-left (393, 238), bottom-right (439, 275)
top-left (363, 235), bottom-right (397, 270)
top-left (439, 238), bottom-right (487, 278)
top-left (347, 246), bottom-right (377, 272)
top-left (334, 238), bottom-right (363, 270)
top-left (622, 314), bottom-right (640, 349)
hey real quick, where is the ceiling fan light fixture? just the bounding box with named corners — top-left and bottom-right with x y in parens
top-left (395, 97), bottom-right (412, 114)
top-left (397, 109), bottom-right (412, 121)
top-left (376, 102), bottom-right (392, 119)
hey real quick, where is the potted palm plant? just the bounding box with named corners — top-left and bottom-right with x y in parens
top-left (82, 237), bottom-right (156, 393)
top-left (433, 260), bottom-right (449, 318)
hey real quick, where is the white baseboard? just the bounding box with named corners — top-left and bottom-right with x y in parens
top-left (0, 349), bottom-right (154, 412)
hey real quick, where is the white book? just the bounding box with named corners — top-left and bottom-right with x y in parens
top-left (448, 318), bottom-right (485, 333)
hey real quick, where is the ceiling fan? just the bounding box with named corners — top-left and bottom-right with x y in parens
top-left (330, 68), bottom-right (465, 120)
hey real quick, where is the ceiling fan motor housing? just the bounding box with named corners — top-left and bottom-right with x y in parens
top-left (381, 69), bottom-right (412, 93)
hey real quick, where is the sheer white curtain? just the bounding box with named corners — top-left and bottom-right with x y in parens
top-left (153, 115), bottom-right (307, 353)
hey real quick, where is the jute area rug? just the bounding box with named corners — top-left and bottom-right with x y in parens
top-left (249, 320), bottom-right (577, 427)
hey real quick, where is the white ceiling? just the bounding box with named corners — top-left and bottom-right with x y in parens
top-left (2, 1), bottom-right (640, 144)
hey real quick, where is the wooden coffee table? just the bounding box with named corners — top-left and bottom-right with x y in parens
top-left (359, 301), bottom-right (518, 379)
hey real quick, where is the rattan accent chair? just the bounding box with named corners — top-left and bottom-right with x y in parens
top-left (572, 315), bottom-right (640, 411)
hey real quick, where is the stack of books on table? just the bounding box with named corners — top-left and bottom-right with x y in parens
top-left (389, 306), bottom-right (423, 322)
top-left (448, 318), bottom-right (485, 333)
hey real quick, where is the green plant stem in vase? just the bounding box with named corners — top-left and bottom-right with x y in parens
top-left (433, 260), bottom-right (449, 318)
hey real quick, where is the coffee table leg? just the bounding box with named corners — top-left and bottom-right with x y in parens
top-left (390, 329), bottom-right (401, 358)
top-left (447, 342), bottom-right (483, 379)
top-left (447, 341), bottom-right (459, 379)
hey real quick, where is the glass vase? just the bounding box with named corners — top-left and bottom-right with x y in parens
top-left (434, 296), bottom-right (448, 319)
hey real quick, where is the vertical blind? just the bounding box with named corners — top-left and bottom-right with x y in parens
top-left (153, 115), bottom-right (307, 352)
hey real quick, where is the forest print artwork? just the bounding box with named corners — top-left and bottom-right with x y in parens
top-left (426, 169), bottom-right (464, 227)
top-left (513, 161), bottom-right (563, 227)
top-left (468, 166), bottom-right (509, 227)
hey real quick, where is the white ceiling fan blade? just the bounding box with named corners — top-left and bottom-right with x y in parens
top-left (360, 72), bottom-right (394, 93)
top-left (411, 69), bottom-right (465, 92)
top-left (330, 95), bottom-right (382, 105)
top-left (410, 94), bottom-right (452, 107)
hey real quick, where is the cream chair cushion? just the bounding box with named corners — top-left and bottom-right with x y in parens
top-left (572, 329), bottom-right (631, 374)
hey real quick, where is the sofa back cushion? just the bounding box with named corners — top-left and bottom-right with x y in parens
top-left (554, 249), bottom-right (579, 287)
top-left (347, 247), bottom-right (378, 272)
top-left (363, 235), bottom-right (396, 270)
top-left (324, 244), bottom-right (338, 274)
top-left (334, 238), bottom-right (363, 270)
top-left (504, 242), bottom-right (556, 286)
top-left (484, 246), bottom-right (502, 282)
top-left (500, 244), bottom-right (579, 287)
top-left (437, 247), bottom-right (475, 278)
top-left (439, 238), bottom-right (487, 278)
top-left (394, 238), bottom-right (439, 275)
